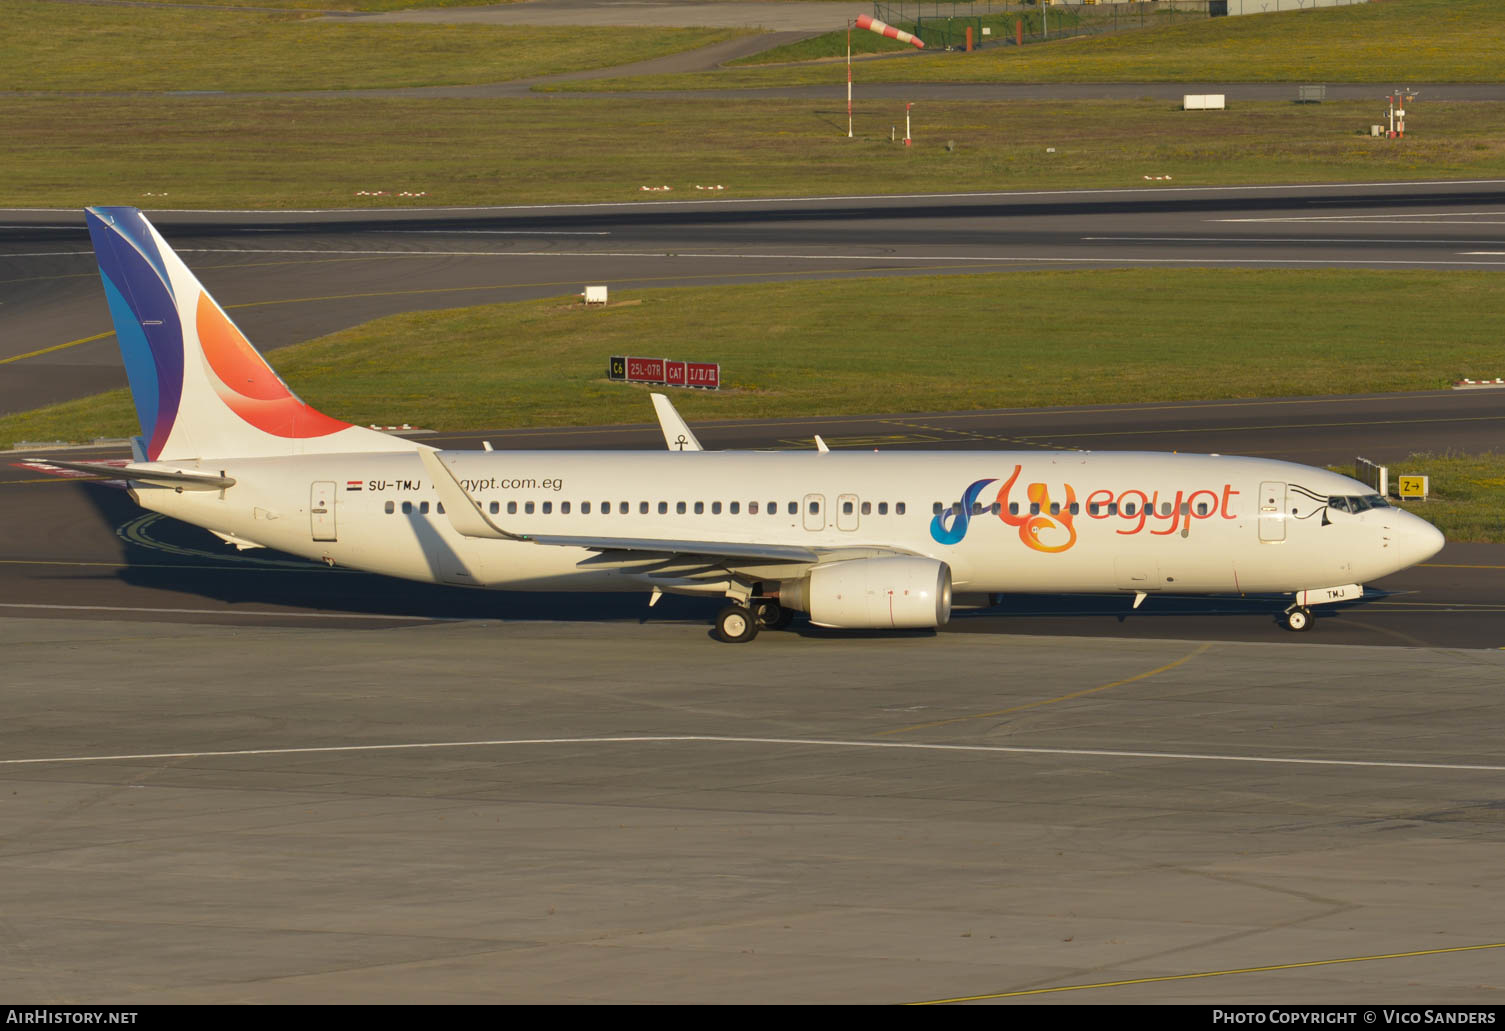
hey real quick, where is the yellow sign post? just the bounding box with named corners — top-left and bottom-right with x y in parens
top-left (1397, 475), bottom-right (1429, 500)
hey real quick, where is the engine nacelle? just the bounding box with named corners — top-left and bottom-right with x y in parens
top-left (779, 557), bottom-right (952, 630)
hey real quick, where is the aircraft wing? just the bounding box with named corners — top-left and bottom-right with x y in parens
top-left (524, 534), bottom-right (817, 564)
top-left (419, 450), bottom-right (911, 574)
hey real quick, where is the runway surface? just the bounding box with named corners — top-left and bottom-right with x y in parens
top-left (6, 178), bottom-right (1505, 414)
top-left (3, 617), bottom-right (1504, 1003)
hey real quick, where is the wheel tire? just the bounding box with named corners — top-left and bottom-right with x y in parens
top-left (754, 600), bottom-right (794, 630)
top-left (716, 605), bottom-right (759, 643)
top-left (1285, 607), bottom-right (1311, 632)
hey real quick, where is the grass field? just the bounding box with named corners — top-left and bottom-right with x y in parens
top-left (178, 1), bottom-right (520, 9)
top-left (6, 267), bottom-right (1503, 439)
top-left (7, 95), bottom-right (1503, 209)
top-left (564, 0), bottom-right (1505, 89)
top-left (1386, 452), bottom-right (1505, 544)
top-left (1, 3), bottom-right (745, 92)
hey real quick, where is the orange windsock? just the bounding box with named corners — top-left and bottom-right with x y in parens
top-left (856, 14), bottom-right (925, 49)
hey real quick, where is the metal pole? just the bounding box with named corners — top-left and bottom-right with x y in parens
top-left (847, 22), bottom-right (853, 138)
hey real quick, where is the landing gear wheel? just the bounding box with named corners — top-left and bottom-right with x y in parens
top-left (1284, 606), bottom-right (1313, 632)
top-left (753, 599), bottom-right (795, 630)
top-left (716, 605), bottom-right (759, 643)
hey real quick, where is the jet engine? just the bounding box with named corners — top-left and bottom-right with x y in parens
top-left (777, 557), bottom-right (952, 629)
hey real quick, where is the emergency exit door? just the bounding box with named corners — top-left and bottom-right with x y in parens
top-left (311, 480), bottom-right (337, 541)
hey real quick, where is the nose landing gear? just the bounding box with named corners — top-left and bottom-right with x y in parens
top-left (1282, 605), bottom-right (1313, 632)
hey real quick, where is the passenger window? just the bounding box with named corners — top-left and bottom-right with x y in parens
top-left (846, 501), bottom-right (856, 515)
top-left (749, 501), bottom-right (759, 515)
top-left (642, 502), bottom-right (650, 514)
top-left (971, 502), bottom-right (983, 516)
top-left (952, 502), bottom-right (963, 516)
top-left (489, 501), bottom-right (499, 515)
top-left (1010, 502), bottom-right (1020, 515)
top-left (730, 501), bottom-right (740, 514)
top-left (508, 501), bottom-right (517, 515)
top-left (1050, 502), bottom-right (1060, 516)
top-left (1196, 502), bottom-right (1209, 515)
top-left (861, 501), bottom-right (871, 515)
top-left (525, 501), bottom-right (535, 514)
top-left (933, 502), bottom-right (943, 515)
top-left (420, 501), bottom-right (430, 515)
top-left (712, 501), bottom-right (721, 515)
top-left (384, 501), bottom-right (394, 514)
top-left (809, 501), bottom-right (820, 515)
top-left (1123, 502), bottom-right (1136, 516)
top-left (1180, 503), bottom-right (1189, 516)
top-left (788, 502), bottom-right (797, 515)
top-left (1108, 503), bottom-right (1118, 516)
top-left (694, 502), bottom-right (704, 514)
top-left (561, 501), bottom-right (570, 515)
top-left (1088, 502), bottom-right (1099, 516)
top-left (658, 502), bottom-right (668, 514)
top-left (620, 501), bottom-right (629, 514)
top-left (542, 501), bottom-right (552, 515)
top-left (436, 503), bottom-right (445, 514)
top-left (1029, 503), bottom-right (1040, 516)
top-left (676, 502), bottom-right (686, 514)
top-left (1069, 502), bottom-right (1080, 515)
top-left (1160, 502), bottom-right (1171, 516)
top-left (402, 501), bottom-right (413, 514)
top-left (896, 502), bottom-right (906, 515)
top-left (878, 502), bottom-right (888, 515)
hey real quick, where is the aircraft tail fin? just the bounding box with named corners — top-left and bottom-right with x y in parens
top-left (85, 206), bottom-right (420, 460)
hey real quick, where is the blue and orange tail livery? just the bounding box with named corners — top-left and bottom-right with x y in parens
top-left (86, 206), bottom-right (417, 460)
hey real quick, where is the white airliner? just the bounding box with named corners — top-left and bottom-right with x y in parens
top-left (52, 206), bottom-right (1445, 642)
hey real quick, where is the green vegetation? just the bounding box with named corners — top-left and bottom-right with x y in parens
top-left (6, 265), bottom-right (1503, 437)
top-left (1, 3), bottom-right (746, 92)
top-left (8, 95), bottom-right (1505, 209)
top-left (180, 1), bottom-right (518, 9)
top-left (562, 0), bottom-right (1505, 90)
top-left (1385, 453), bottom-right (1505, 544)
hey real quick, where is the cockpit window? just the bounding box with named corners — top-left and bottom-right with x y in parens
top-left (1329, 493), bottom-right (1392, 513)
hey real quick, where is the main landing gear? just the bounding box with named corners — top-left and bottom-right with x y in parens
top-left (714, 598), bottom-right (796, 643)
top-left (1282, 605), bottom-right (1313, 632)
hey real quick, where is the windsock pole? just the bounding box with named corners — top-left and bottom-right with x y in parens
top-left (847, 21), bottom-right (853, 138)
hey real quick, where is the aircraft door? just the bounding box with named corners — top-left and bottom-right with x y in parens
top-left (803, 494), bottom-right (826, 531)
top-left (1258, 481), bottom-right (1286, 542)
top-left (311, 480), bottom-right (337, 541)
top-left (836, 493), bottom-right (860, 532)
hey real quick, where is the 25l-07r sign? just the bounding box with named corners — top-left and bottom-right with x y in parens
top-left (608, 356), bottom-right (720, 390)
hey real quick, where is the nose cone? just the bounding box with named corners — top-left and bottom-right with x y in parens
top-left (1395, 510), bottom-right (1446, 568)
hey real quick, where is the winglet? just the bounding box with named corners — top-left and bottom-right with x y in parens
top-left (418, 450), bottom-right (527, 541)
top-left (650, 393), bottom-right (703, 452)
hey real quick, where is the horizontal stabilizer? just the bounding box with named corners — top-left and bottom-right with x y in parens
top-left (40, 459), bottom-right (234, 491)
